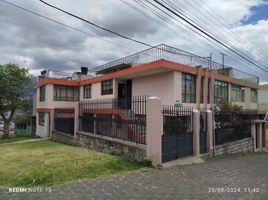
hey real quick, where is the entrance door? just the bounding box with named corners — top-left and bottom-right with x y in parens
top-left (118, 80), bottom-right (132, 109)
top-left (118, 83), bottom-right (127, 109)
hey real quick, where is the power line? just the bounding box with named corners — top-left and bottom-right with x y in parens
top-left (127, 0), bottom-right (217, 50)
top-left (0, 0), bottom-right (136, 51)
top-left (176, 0), bottom-right (268, 69)
top-left (152, 0), bottom-right (268, 74)
top-left (134, 0), bottom-right (266, 76)
top-left (162, 0), bottom-right (268, 75)
top-left (39, 0), bottom-right (151, 48)
top-left (3, 0), bottom-right (264, 78)
top-left (39, 0), bottom-right (204, 60)
top-left (40, 0), bottom-right (216, 59)
top-left (159, 0), bottom-right (268, 73)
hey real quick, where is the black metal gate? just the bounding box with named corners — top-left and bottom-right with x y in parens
top-left (200, 112), bottom-right (207, 154)
top-left (162, 106), bottom-right (193, 163)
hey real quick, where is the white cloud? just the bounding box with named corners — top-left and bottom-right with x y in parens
top-left (0, 0), bottom-right (267, 82)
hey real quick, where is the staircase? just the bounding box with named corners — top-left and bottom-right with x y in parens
top-left (120, 109), bottom-right (146, 144)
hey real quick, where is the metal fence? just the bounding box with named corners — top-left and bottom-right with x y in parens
top-left (214, 113), bottom-right (251, 145)
top-left (54, 109), bottom-right (74, 135)
top-left (79, 96), bottom-right (147, 144)
top-left (162, 106), bottom-right (193, 162)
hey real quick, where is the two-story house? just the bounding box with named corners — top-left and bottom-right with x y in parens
top-left (34, 44), bottom-right (259, 138)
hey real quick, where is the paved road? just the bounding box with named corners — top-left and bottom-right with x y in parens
top-left (1, 153), bottom-right (268, 200)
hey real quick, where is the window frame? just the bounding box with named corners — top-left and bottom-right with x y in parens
top-left (39, 86), bottom-right (46, 102)
top-left (214, 80), bottom-right (228, 102)
top-left (84, 84), bottom-right (92, 99)
top-left (231, 84), bottom-right (244, 102)
top-left (181, 73), bottom-right (196, 103)
top-left (53, 85), bottom-right (79, 101)
top-left (39, 112), bottom-right (45, 126)
top-left (251, 89), bottom-right (257, 103)
top-left (101, 79), bottom-right (113, 95)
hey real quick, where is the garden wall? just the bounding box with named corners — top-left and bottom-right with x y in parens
top-left (52, 131), bottom-right (146, 162)
top-left (213, 137), bottom-right (254, 156)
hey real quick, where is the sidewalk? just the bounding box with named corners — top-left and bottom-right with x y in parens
top-left (1, 152), bottom-right (267, 200)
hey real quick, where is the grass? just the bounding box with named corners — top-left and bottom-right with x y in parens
top-left (0, 140), bottom-right (148, 188)
top-left (0, 134), bottom-right (32, 144)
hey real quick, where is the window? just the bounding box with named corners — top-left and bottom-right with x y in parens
top-left (53, 85), bottom-right (79, 101)
top-left (101, 79), bottom-right (113, 95)
top-left (182, 73), bottom-right (196, 103)
top-left (251, 89), bottom-right (257, 103)
top-left (214, 81), bottom-right (228, 102)
top-left (231, 84), bottom-right (244, 102)
top-left (84, 84), bottom-right (92, 99)
top-left (39, 86), bottom-right (45, 102)
top-left (39, 112), bottom-right (45, 126)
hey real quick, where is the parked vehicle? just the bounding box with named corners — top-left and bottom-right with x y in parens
top-left (0, 121), bottom-right (15, 130)
top-left (0, 121), bottom-right (3, 130)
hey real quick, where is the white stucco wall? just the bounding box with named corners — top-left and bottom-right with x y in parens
top-left (36, 112), bottom-right (50, 138)
top-left (36, 84), bottom-right (78, 108)
top-left (80, 79), bottom-right (116, 101)
top-left (36, 84), bottom-right (78, 138)
top-left (258, 86), bottom-right (268, 114)
top-left (132, 71), bottom-right (178, 105)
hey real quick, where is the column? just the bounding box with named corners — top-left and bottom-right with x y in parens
top-left (251, 123), bottom-right (256, 151)
top-left (258, 123), bottom-right (263, 149)
top-left (193, 109), bottom-right (200, 156)
top-left (146, 97), bottom-right (163, 166)
top-left (74, 103), bottom-right (79, 137)
top-left (207, 110), bottom-right (213, 153)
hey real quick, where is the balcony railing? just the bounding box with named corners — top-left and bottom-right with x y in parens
top-left (90, 44), bottom-right (258, 84)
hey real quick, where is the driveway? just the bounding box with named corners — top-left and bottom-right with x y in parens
top-left (1, 152), bottom-right (268, 200)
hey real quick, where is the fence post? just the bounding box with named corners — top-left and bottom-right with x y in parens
top-left (50, 110), bottom-right (54, 139)
top-left (193, 109), bottom-right (200, 156)
top-left (146, 97), bottom-right (163, 166)
top-left (257, 123), bottom-right (263, 149)
top-left (251, 123), bottom-right (256, 151)
top-left (207, 110), bottom-right (213, 154)
top-left (74, 103), bottom-right (79, 137)
top-left (94, 114), bottom-right (97, 134)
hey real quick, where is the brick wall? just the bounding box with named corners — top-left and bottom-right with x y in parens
top-left (213, 137), bottom-right (254, 156)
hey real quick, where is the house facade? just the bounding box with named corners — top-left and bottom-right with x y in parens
top-left (34, 45), bottom-right (259, 140)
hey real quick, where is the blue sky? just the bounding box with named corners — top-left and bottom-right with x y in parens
top-left (242, 3), bottom-right (268, 24)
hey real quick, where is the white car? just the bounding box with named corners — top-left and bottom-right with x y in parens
top-left (0, 121), bottom-right (3, 130)
top-left (0, 121), bottom-right (15, 130)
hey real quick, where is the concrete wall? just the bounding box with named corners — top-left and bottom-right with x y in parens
top-left (213, 137), bottom-right (254, 156)
top-left (36, 112), bottom-right (50, 138)
top-left (80, 79), bottom-right (116, 101)
top-left (244, 87), bottom-right (251, 109)
top-left (258, 85), bottom-right (268, 114)
top-left (52, 130), bottom-right (146, 162)
top-left (36, 84), bottom-right (78, 138)
top-left (230, 87), bottom-right (257, 110)
top-left (132, 71), bottom-right (177, 105)
top-left (36, 84), bottom-right (78, 108)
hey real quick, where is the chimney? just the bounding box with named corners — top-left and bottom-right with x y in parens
top-left (81, 67), bottom-right (88, 75)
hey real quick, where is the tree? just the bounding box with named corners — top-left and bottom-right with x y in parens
top-left (0, 63), bottom-right (32, 137)
top-left (215, 99), bottom-right (243, 128)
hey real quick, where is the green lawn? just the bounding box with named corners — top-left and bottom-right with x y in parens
top-left (0, 140), bottom-right (147, 188)
top-left (0, 135), bottom-right (32, 144)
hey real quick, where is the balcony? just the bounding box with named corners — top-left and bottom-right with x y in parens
top-left (90, 44), bottom-right (258, 85)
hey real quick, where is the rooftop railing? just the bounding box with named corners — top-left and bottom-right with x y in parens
top-left (90, 44), bottom-right (258, 84)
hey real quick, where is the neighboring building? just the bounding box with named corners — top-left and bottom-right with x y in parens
top-left (258, 84), bottom-right (268, 116)
top-left (34, 44), bottom-right (259, 138)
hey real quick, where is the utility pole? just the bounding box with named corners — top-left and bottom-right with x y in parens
top-left (220, 52), bottom-right (225, 74)
top-left (208, 53), bottom-right (216, 157)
